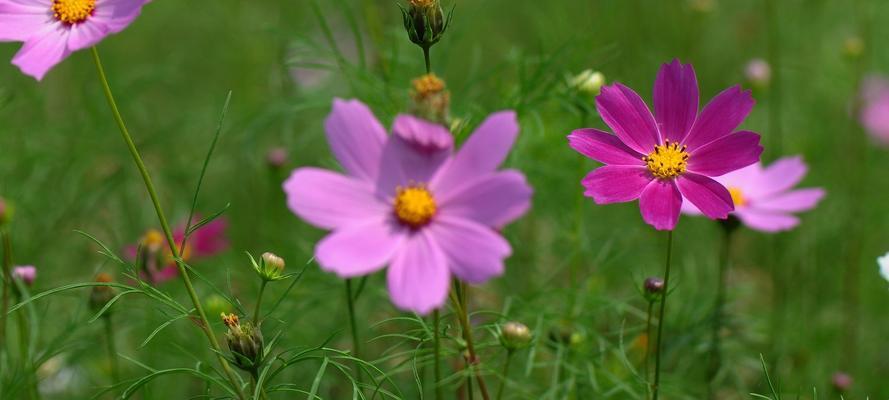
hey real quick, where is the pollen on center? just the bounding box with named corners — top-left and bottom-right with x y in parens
top-left (394, 185), bottom-right (437, 228)
top-left (52, 0), bottom-right (96, 25)
top-left (643, 140), bottom-right (689, 179)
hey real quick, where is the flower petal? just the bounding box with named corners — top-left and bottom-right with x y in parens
top-left (428, 216), bottom-right (511, 284)
top-left (67, 21), bottom-right (109, 51)
top-left (437, 170), bottom-right (532, 228)
top-left (316, 219), bottom-right (405, 278)
top-left (639, 179), bottom-right (682, 230)
top-left (324, 98), bottom-right (387, 181)
top-left (676, 173), bottom-right (733, 220)
top-left (376, 116), bottom-right (452, 198)
top-left (754, 188), bottom-right (825, 213)
top-left (387, 230), bottom-right (449, 315)
top-left (431, 111), bottom-right (519, 193)
top-left (687, 131), bottom-right (763, 177)
top-left (654, 59), bottom-right (699, 143)
top-left (735, 209), bottom-right (800, 233)
top-left (567, 128), bottom-right (645, 166)
top-left (754, 156), bottom-right (808, 198)
top-left (11, 25), bottom-right (70, 81)
top-left (0, 0), bottom-right (51, 42)
top-left (93, 0), bottom-right (150, 33)
top-left (595, 83), bottom-right (660, 153)
top-left (682, 86), bottom-right (754, 151)
top-left (581, 165), bottom-right (651, 204)
top-left (283, 168), bottom-right (388, 230)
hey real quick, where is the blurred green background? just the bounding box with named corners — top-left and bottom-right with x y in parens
top-left (1, 0), bottom-right (888, 398)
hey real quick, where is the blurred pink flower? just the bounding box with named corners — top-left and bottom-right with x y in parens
top-left (125, 217), bottom-right (229, 284)
top-left (860, 75), bottom-right (889, 144)
top-left (682, 156), bottom-right (825, 232)
top-left (0, 0), bottom-right (151, 80)
top-left (568, 59), bottom-right (762, 230)
top-left (744, 58), bottom-right (770, 87)
top-left (284, 99), bottom-right (532, 314)
top-left (12, 265), bottom-right (36, 286)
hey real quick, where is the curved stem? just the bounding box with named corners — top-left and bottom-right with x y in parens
top-left (253, 280), bottom-right (267, 326)
top-left (345, 279), bottom-right (363, 384)
top-left (433, 309), bottom-right (443, 400)
top-left (652, 231), bottom-right (673, 400)
top-left (495, 351), bottom-right (513, 400)
top-left (451, 283), bottom-right (491, 400)
top-left (90, 46), bottom-right (246, 400)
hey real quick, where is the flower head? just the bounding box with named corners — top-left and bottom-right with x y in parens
top-left (401, 0), bottom-right (449, 50)
top-left (744, 59), bottom-right (771, 88)
top-left (12, 265), bottom-right (36, 286)
top-left (682, 157), bottom-right (825, 232)
top-left (266, 147), bottom-right (289, 169)
top-left (89, 272), bottom-right (116, 311)
top-left (0, 0), bottom-right (151, 80)
top-left (125, 217), bottom-right (229, 284)
top-left (284, 99), bottom-right (532, 314)
top-left (498, 321), bottom-right (532, 351)
top-left (568, 59), bottom-right (763, 230)
top-left (221, 313), bottom-right (264, 372)
top-left (249, 252), bottom-right (288, 282)
top-left (878, 252), bottom-right (889, 285)
top-left (410, 73), bottom-right (450, 123)
top-left (860, 75), bottom-right (889, 145)
top-left (569, 69), bottom-right (606, 96)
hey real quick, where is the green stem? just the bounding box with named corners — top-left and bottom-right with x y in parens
top-left (708, 228), bottom-right (733, 395)
top-left (104, 314), bottom-right (121, 386)
top-left (15, 302), bottom-right (36, 400)
top-left (644, 300), bottom-right (654, 384)
top-left (495, 351), bottom-right (513, 400)
top-left (0, 230), bottom-right (11, 365)
top-left (652, 231), bottom-right (674, 400)
top-left (253, 280), bottom-right (267, 326)
top-left (433, 309), bottom-right (443, 400)
top-left (89, 46), bottom-right (246, 400)
top-left (423, 46), bottom-right (432, 74)
top-left (451, 283), bottom-right (491, 400)
top-left (345, 279), bottom-right (363, 384)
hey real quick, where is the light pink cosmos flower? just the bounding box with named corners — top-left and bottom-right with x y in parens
top-left (568, 59), bottom-right (763, 230)
top-left (124, 217), bottom-right (229, 284)
top-left (860, 75), bottom-right (889, 145)
top-left (284, 99), bottom-right (532, 314)
top-left (0, 0), bottom-right (150, 80)
top-left (12, 265), bottom-right (36, 286)
top-left (682, 157), bottom-right (825, 232)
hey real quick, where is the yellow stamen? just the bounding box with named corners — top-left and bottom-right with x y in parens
top-left (643, 140), bottom-right (689, 179)
top-left (728, 187), bottom-right (747, 207)
top-left (411, 73), bottom-right (446, 99)
top-left (52, 0), bottom-right (96, 25)
top-left (221, 312), bottom-right (239, 328)
top-left (409, 0), bottom-right (435, 7)
top-left (394, 185), bottom-right (437, 228)
top-left (142, 229), bottom-right (165, 251)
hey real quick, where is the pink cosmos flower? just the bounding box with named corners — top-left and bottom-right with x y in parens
top-left (682, 157), bottom-right (825, 232)
top-left (12, 265), bottom-right (36, 286)
top-left (0, 0), bottom-right (150, 80)
top-left (284, 99), bottom-right (532, 314)
top-left (568, 59), bottom-right (763, 230)
top-left (125, 217), bottom-right (229, 284)
top-left (860, 75), bottom-right (889, 145)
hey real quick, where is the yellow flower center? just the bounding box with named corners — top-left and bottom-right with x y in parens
top-left (728, 187), bottom-right (747, 207)
top-left (411, 73), bottom-right (446, 99)
top-left (409, 0), bottom-right (435, 7)
top-left (643, 140), bottom-right (689, 179)
top-left (394, 185), bottom-right (437, 228)
top-left (52, 0), bottom-right (96, 24)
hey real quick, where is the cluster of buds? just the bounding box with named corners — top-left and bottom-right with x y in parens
top-left (89, 273), bottom-right (117, 313)
top-left (0, 196), bottom-right (13, 228)
top-left (249, 252), bottom-right (287, 282)
top-left (643, 277), bottom-right (665, 302)
top-left (400, 0), bottom-right (451, 51)
top-left (410, 73), bottom-right (450, 123)
top-left (568, 69), bottom-right (606, 97)
top-left (498, 321), bottom-right (532, 352)
top-left (221, 313), bottom-right (264, 372)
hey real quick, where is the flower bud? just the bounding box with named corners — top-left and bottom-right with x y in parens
top-left (401, 0), bottom-right (450, 50)
top-left (0, 197), bottom-right (12, 227)
top-left (266, 147), bottom-right (288, 169)
top-left (250, 252), bottom-right (287, 282)
top-left (499, 321), bottom-right (532, 351)
top-left (222, 313), bottom-right (264, 372)
top-left (89, 273), bottom-right (117, 312)
top-left (410, 73), bottom-right (450, 124)
top-left (831, 371), bottom-right (852, 392)
top-left (12, 265), bottom-right (36, 287)
top-left (643, 277), bottom-right (665, 302)
top-left (744, 59), bottom-right (771, 88)
top-left (569, 70), bottom-right (606, 96)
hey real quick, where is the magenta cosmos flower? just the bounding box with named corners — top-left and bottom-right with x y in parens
top-left (568, 59), bottom-right (763, 230)
top-left (12, 265), bottom-right (36, 286)
top-left (682, 156), bottom-right (825, 232)
top-left (284, 99), bottom-right (532, 314)
top-left (0, 0), bottom-right (150, 80)
top-left (125, 217), bottom-right (229, 284)
top-left (860, 75), bottom-right (889, 145)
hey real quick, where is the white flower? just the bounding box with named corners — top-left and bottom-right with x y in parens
top-left (877, 252), bottom-right (889, 283)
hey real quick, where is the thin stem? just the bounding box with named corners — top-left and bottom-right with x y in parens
top-left (0, 230), bottom-right (10, 364)
top-left (708, 228), bottom-right (733, 395)
top-left (643, 300), bottom-right (654, 383)
top-left (345, 279), bottom-right (363, 384)
top-left (433, 309), bottom-right (443, 400)
top-left (652, 230), bottom-right (674, 400)
top-left (104, 315), bottom-right (121, 386)
top-left (495, 351), bottom-right (513, 400)
top-left (90, 46), bottom-right (246, 400)
top-left (253, 280), bottom-right (268, 326)
top-left (451, 283), bottom-right (491, 400)
top-left (423, 46), bottom-right (432, 74)
top-left (15, 304), bottom-right (36, 400)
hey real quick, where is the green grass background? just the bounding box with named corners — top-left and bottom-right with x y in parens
top-left (1, 0), bottom-right (888, 398)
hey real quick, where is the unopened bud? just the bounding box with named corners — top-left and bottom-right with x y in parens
top-left (569, 70), bottom-right (605, 96)
top-left (251, 252), bottom-right (288, 282)
top-left (401, 0), bottom-right (450, 50)
top-left (266, 147), bottom-right (288, 169)
top-left (262, 252), bottom-right (285, 271)
top-left (643, 277), bottom-right (665, 302)
top-left (222, 313), bottom-right (264, 372)
top-left (843, 36), bottom-right (864, 59)
top-left (499, 322), bottom-right (532, 351)
top-left (831, 371), bottom-right (852, 392)
top-left (12, 265), bottom-right (36, 287)
top-left (744, 59), bottom-right (771, 88)
top-left (89, 273), bottom-right (117, 312)
top-left (410, 73), bottom-right (450, 123)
